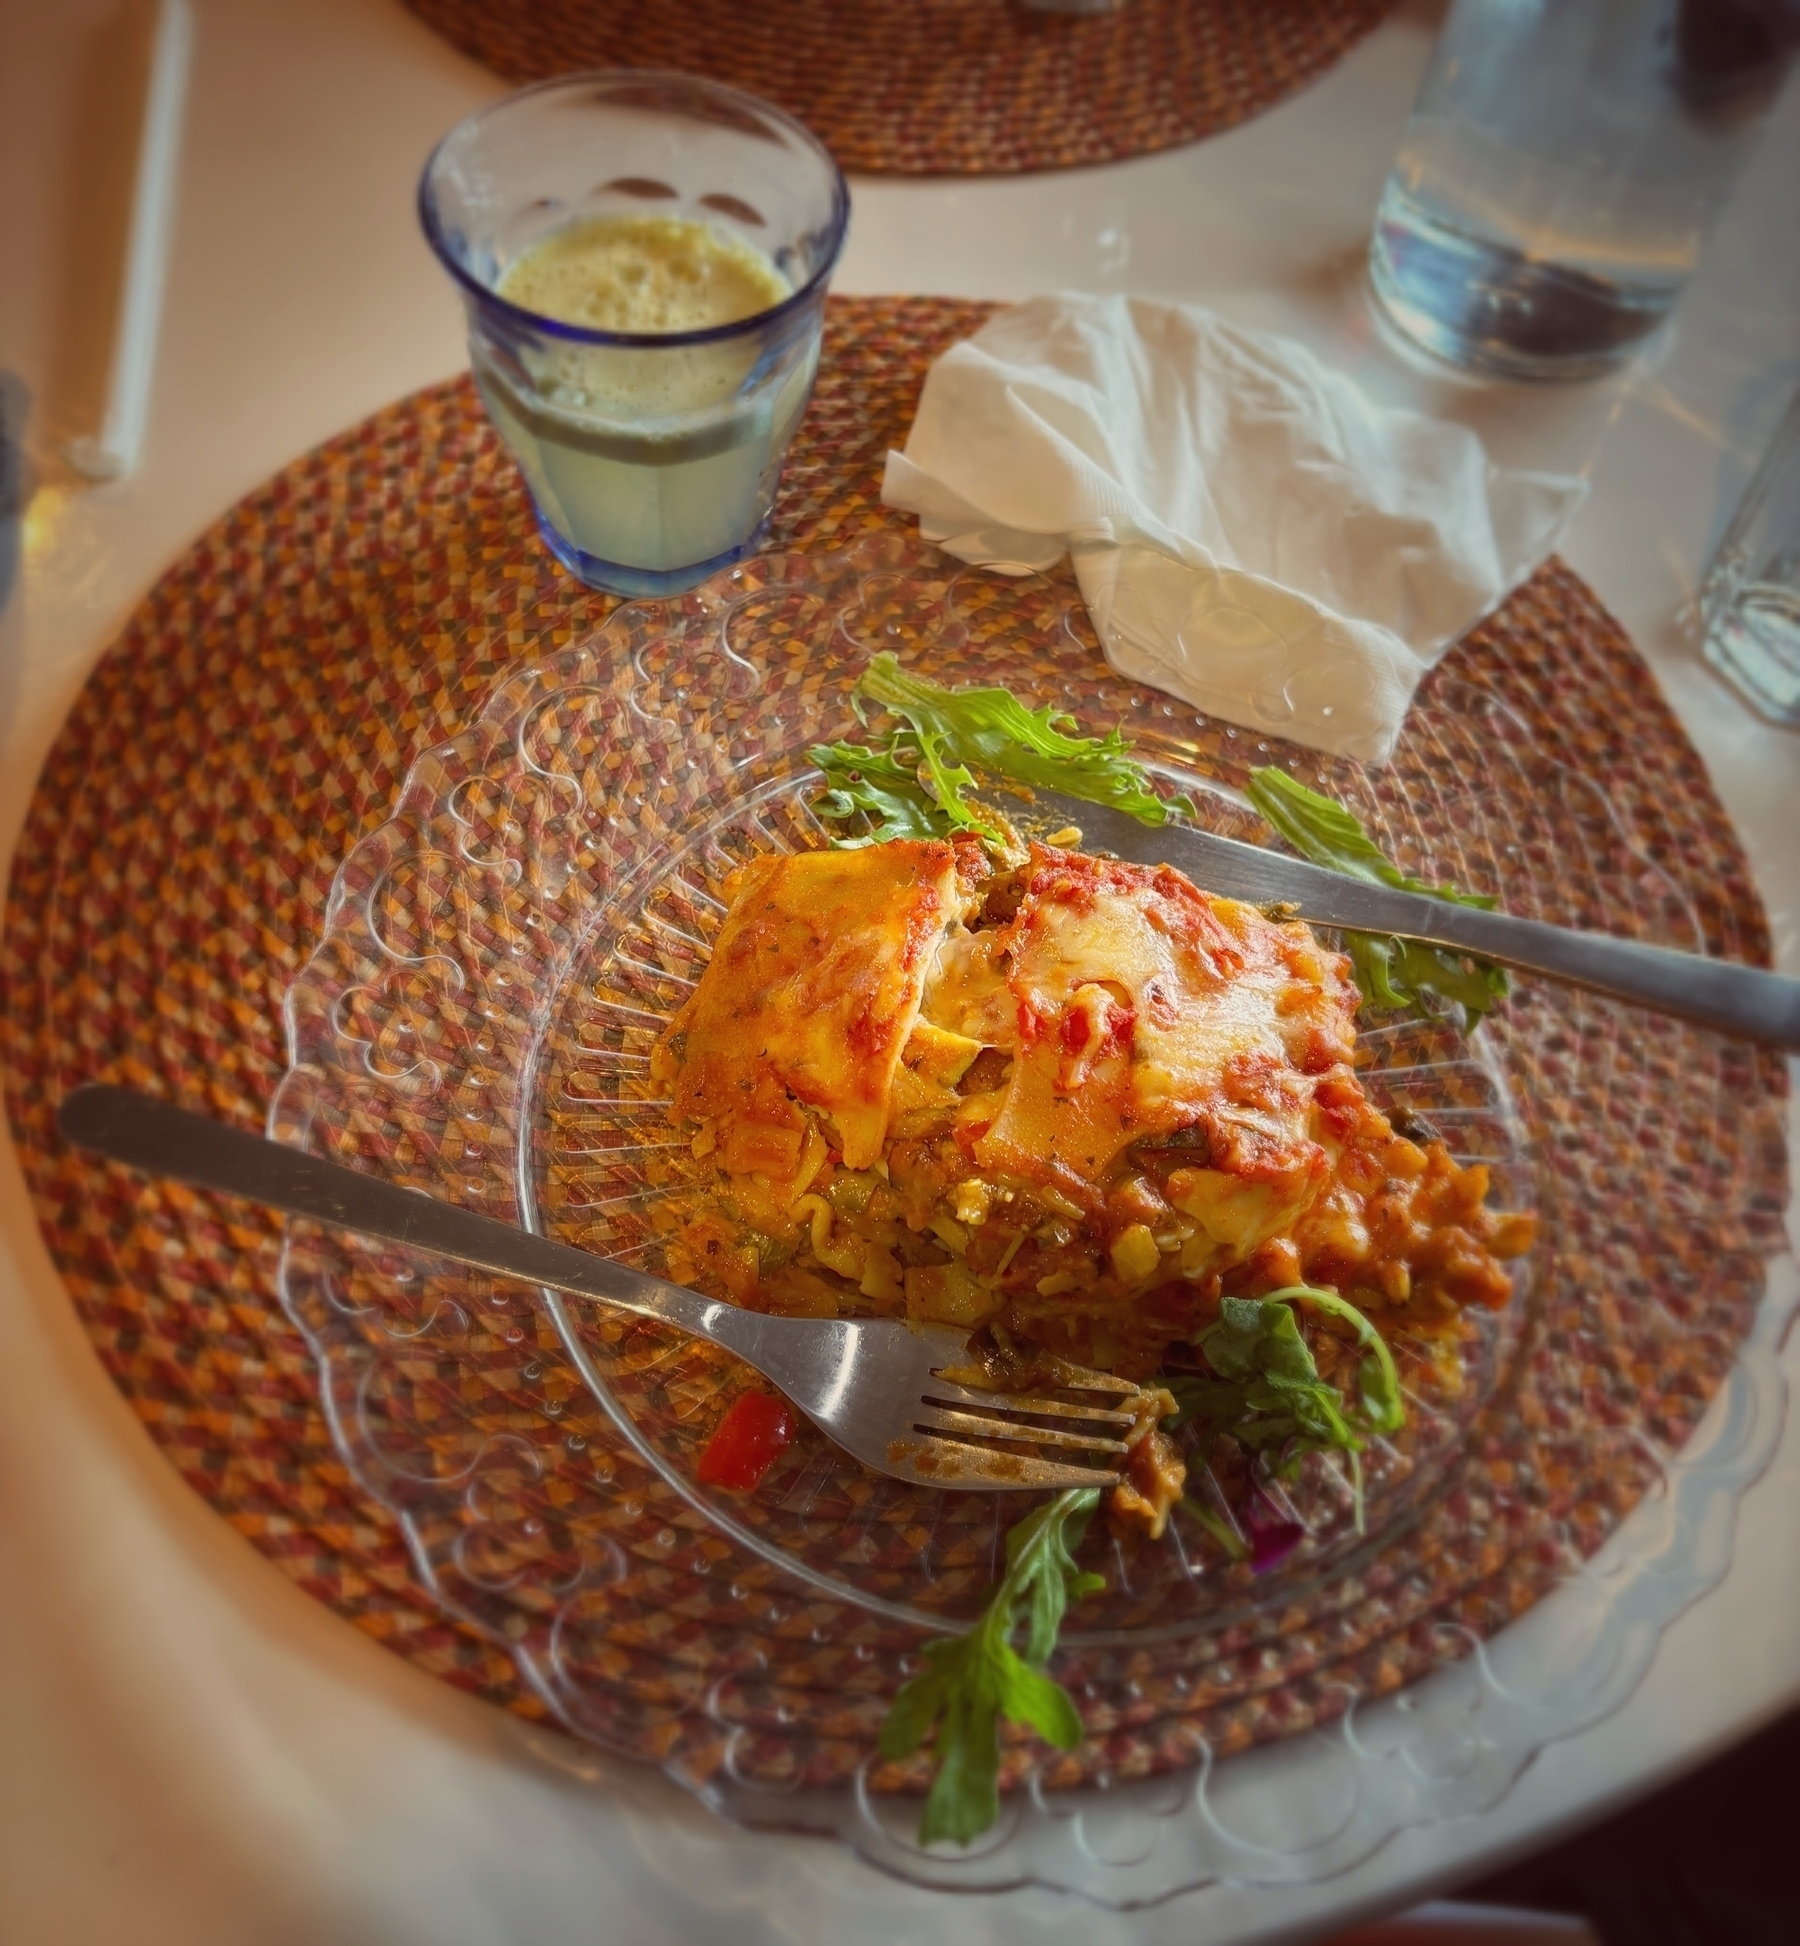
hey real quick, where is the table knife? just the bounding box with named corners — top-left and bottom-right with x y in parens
top-left (1027, 786), bottom-right (1800, 1051)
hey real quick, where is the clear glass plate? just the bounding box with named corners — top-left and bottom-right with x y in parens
top-left (272, 535), bottom-right (1791, 1901)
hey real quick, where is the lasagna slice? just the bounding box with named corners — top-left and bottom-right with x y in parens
top-left (653, 838), bottom-right (1533, 1532)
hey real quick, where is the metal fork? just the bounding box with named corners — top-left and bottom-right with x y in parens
top-left (57, 1084), bottom-right (1134, 1492)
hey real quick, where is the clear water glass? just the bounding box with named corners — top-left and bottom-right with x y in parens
top-left (1701, 389), bottom-right (1800, 726)
top-left (421, 72), bottom-right (849, 598)
top-left (1370, 0), bottom-right (1795, 381)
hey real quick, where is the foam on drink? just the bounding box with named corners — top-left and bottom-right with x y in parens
top-left (478, 213), bottom-right (812, 575)
top-left (498, 213), bottom-right (789, 336)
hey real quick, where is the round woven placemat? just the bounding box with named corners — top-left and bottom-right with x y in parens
top-left (2, 293), bottom-right (1788, 1759)
top-left (405, 0), bottom-right (1391, 176)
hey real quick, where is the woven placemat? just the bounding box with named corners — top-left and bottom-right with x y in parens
top-left (2, 293), bottom-right (1787, 1756)
top-left (405, 0), bottom-right (1391, 176)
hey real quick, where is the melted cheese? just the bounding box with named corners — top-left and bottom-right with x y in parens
top-left (665, 841), bottom-right (957, 1170)
top-left (665, 838), bottom-right (1359, 1258)
top-left (921, 929), bottom-right (1017, 1048)
top-left (972, 850), bottom-right (1356, 1221)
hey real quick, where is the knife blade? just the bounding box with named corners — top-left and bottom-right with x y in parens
top-left (1024, 785), bottom-right (1800, 1051)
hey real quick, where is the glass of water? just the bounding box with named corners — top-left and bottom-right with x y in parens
top-left (421, 73), bottom-right (849, 598)
top-left (1370, 0), bottom-right (1795, 381)
top-left (1701, 389), bottom-right (1800, 727)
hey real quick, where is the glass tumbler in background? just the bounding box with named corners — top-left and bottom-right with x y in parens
top-left (421, 72), bottom-right (849, 597)
top-left (1701, 390), bottom-right (1800, 726)
top-left (1370, 0), bottom-right (1796, 381)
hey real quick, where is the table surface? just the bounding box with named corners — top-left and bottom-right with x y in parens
top-left (1, 3), bottom-right (1796, 1941)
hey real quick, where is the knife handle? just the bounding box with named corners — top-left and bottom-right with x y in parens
top-left (1383, 896), bottom-right (1800, 1051)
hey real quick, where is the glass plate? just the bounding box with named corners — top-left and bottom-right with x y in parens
top-left (272, 535), bottom-right (1791, 1901)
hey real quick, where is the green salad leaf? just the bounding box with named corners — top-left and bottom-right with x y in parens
top-left (1177, 1493), bottom-right (1250, 1562)
top-left (811, 652), bottom-right (1186, 849)
top-left (1163, 1286), bottom-right (1404, 1534)
top-left (808, 738), bottom-right (952, 846)
top-left (1244, 766), bottom-right (1510, 1028)
top-left (879, 1485), bottom-right (1104, 1846)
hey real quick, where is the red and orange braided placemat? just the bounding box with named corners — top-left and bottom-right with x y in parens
top-left (1, 293), bottom-right (1787, 1749)
top-left (406, 0), bottom-right (1391, 176)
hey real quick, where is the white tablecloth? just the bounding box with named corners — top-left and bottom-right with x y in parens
top-left (0, 3), bottom-right (1795, 1940)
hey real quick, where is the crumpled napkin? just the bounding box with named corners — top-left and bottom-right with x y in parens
top-left (881, 294), bottom-right (1585, 764)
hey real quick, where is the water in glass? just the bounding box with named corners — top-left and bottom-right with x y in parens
top-left (1371, 0), bottom-right (1795, 380)
top-left (1702, 389), bottom-right (1800, 726)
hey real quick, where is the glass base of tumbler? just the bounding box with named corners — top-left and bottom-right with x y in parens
top-left (1703, 583), bottom-right (1800, 728)
top-left (533, 505), bottom-right (775, 600)
top-left (1369, 192), bottom-right (1675, 383)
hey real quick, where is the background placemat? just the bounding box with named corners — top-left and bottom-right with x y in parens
top-left (405, 0), bottom-right (1392, 176)
top-left (2, 293), bottom-right (1788, 1760)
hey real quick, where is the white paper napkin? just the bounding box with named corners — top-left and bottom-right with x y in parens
top-left (881, 294), bottom-right (1586, 764)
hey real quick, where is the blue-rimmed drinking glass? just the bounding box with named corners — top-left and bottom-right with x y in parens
top-left (421, 71), bottom-right (850, 598)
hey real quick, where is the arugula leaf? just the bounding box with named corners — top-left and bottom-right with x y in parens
top-left (1244, 766), bottom-right (1510, 1029)
top-left (1288, 1283), bottom-right (1405, 1436)
top-left (809, 739), bottom-right (950, 847)
top-left (812, 653), bottom-right (1186, 850)
top-left (1178, 1493), bottom-right (1249, 1562)
top-left (879, 1485), bottom-right (1103, 1846)
top-left (858, 654), bottom-right (1185, 825)
top-left (1163, 1286), bottom-right (1404, 1538)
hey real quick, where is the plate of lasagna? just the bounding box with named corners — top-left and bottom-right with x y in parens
top-left (274, 535), bottom-right (1789, 1900)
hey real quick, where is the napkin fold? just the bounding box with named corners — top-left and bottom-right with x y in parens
top-left (881, 294), bottom-right (1585, 763)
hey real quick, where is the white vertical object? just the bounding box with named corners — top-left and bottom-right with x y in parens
top-left (67, 0), bottom-right (194, 482)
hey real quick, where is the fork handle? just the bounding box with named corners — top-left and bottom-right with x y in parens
top-left (56, 1083), bottom-right (743, 1339)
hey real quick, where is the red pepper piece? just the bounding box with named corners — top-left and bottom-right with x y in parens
top-left (697, 1391), bottom-right (796, 1490)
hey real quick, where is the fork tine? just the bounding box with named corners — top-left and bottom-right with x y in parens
top-left (898, 1434), bottom-right (1119, 1490)
top-left (933, 1359), bottom-right (1140, 1397)
top-left (913, 1404), bottom-right (1132, 1456)
top-left (921, 1384), bottom-right (1139, 1427)
top-left (1051, 1370), bottom-right (1141, 1395)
